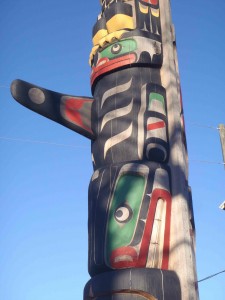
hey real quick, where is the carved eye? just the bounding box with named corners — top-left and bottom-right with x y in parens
top-left (111, 43), bottom-right (122, 54)
top-left (114, 204), bottom-right (133, 223)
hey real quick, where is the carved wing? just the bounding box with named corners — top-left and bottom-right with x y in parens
top-left (11, 79), bottom-right (95, 140)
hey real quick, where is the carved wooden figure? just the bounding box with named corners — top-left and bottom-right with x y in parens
top-left (11, 0), bottom-right (198, 299)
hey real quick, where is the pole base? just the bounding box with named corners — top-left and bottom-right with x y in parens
top-left (84, 268), bottom-right (181, 300)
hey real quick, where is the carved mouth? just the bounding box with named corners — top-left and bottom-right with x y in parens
top-left (110, 246), bottom-right (138, 269)
top-left (91, 53), bottom-right (136, 85)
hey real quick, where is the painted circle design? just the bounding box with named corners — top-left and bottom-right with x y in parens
top-left (111, 43), bottom-right (122, 54)
top-left (28, 88), bottom-right (45, 104)
top-left (114, 204), bottom-right (133, 223)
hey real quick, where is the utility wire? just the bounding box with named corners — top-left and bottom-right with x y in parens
top-left (1, 136), bottom-right (224, 164)
top-left (189, 159), bottom-right (225, 166)
top-left (197, 270), bottom-right (225, 283)
top-left (0, 136), bottom-right (89, 149)
top-left (0, 85), bottom-right (10, 88)
top-left (188, 122), bottom-right (219, 130)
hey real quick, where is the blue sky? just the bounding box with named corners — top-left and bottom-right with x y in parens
top-left (0, 1), bottom-right (225, 299)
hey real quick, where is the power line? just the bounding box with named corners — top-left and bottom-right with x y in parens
top-left (197, 269), bottom-right (225, 283)
top-left (188, 122), bottom-right (219, 130)
top-left (1, 136), bottom-right (224, 164)
top-left (189, 159), bottom-right (225, 166)
top-left (0, 136), bottom-right (89, 149)
top-left (0, 85), bottom-right (10, 88)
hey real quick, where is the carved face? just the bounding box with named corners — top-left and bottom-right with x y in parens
top-left (91, 36), bottom-right (162, 85)
top-left (105, 173), bottom-right (146, 268)
top-left (105, 166), bottom-right (172, 270)
top-left (91, 39), bottom-right (137, 85)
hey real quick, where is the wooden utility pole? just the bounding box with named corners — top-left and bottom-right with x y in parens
top-left (219, 124), bottom-right (225, 168)
top-left (219, 201), bottom-right (225, 210)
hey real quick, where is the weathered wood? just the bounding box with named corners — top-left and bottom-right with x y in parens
top-left (160, 0), bottom-right (199, 299)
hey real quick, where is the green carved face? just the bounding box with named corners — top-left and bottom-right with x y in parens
top-left (91, 39), bottom-right (138, 85)
top-left (105, 173), bottom-right (146, 267)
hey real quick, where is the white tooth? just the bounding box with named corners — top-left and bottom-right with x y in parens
top-left (98, 59), bottom-right (107, 67)
top-left (114, 255), bottom-right (133, 263)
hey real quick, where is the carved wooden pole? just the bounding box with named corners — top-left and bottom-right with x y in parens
top-left (11, 0), bottom-right (198, 299)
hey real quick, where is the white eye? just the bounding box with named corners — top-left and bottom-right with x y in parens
top-left (114, 205), bottom-right (133, 223)
top-left (111, 43), bottom-right (122, 54)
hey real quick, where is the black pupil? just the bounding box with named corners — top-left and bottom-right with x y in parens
top-left (112, 44), bottom-right (121, 54)
top-left (115, 209), bottom-right (123, 218)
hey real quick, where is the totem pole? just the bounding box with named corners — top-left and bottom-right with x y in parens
top-left (11, 0), bottom-right (198, 299)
